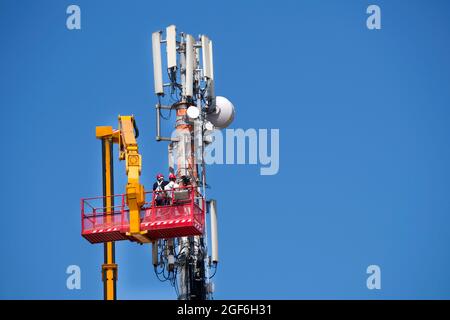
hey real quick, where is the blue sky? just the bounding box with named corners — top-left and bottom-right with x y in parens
top-left (1, 0), bottom-right (450, 299)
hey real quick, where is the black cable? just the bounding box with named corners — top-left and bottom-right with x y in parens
top-left (155, 264), bottom-right (164, 275)
top-left (162, 265), bottom-right (169, 280)
top-left (170, 91), bottom-right (178, 103)
top-left (154, 265), bottom-right (168, 282)
top-left (159, 106), bottom-right (172, 120)
top-left (167, 68), bottom-right (182, 97)
top-left (209, 264), bottom-right (218, 279)
top-left (175, 245), bottom-right (190, 259)
top-left (173, 267), bottom-right (179, 298)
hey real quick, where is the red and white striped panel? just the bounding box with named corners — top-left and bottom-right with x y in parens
top-left (141, 218), bottom-right (192, 228)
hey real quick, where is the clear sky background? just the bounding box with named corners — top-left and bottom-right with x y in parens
top-left (1, 0), bottom-right (450, 299)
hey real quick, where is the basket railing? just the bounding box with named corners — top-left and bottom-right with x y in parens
top-left (81, 186), bottom-right (205, 233)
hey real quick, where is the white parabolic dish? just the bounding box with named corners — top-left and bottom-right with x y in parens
top-left (207, 96), bottom-right (235, 129)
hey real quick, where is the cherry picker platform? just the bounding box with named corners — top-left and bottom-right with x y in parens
top-left (81, 186), bottom-right (205, 244)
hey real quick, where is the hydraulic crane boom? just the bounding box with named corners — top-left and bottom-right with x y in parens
top-left (117, 115), bottom-right (149, 243)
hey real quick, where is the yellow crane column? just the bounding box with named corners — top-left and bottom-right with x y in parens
top-left (96, 126), bottom-right (118, 300)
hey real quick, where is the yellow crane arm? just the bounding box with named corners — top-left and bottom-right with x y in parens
top-left (117, 115), bottom-right (148, 242)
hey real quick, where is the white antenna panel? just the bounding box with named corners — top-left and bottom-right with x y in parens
top-left (166, 25), bottom-right (177, 69)
top-left (202, 35), bottom-right (213, 79)
top-left (208, 40), bottom-right (214, 80)
top-left (151, 31), bottom-right (164, 95)
top-left (185, 34), bottom-right (194, 97)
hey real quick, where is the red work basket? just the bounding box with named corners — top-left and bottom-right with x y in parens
top-left (81, 187), bottom-right (205, 244)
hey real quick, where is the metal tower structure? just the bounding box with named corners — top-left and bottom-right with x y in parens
top-left (151, 25), bottom-right (234, 300)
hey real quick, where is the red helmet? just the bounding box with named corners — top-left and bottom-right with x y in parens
top-left (169, 173), bottom-right (176, 180)
top-left (156, 173), bottom-right (164, 180)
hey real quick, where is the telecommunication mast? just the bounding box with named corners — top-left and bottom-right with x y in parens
top-left (151, 25), bottom-right (235, 299)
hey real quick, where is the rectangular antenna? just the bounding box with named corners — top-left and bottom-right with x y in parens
top-left (151, 31), bottom-right (164, 95)
top-left (185, 34), bottom-right (194, 97)
top-left (208, 39), bottom-right (214, 80)
top-left (166, 25), bottom-right (177, 69)
top-left (201, 35), bottom-right (212, 79)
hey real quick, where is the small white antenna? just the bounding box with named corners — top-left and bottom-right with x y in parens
top-left (151, 31), bottom-right (163, 95)
top-left (208, 39), bottom-right (214, 80)
top-left (201, 35), bottom-right (216, 108)
top-left (166, 25), bottom-right (177, 69)
top-left (201, 35), bottom-right (212, 79)
top-left (185, 34), bottom-right (194, 98)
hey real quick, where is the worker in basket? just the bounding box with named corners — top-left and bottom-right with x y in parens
top-left (164, 173), bottom-right (179, 205)
top-left (153, 173), bottom-right (168, 206)
top-left (180, 175), bottom-right (191, 187)
top-left (172, 175), bottom-right (192, 205)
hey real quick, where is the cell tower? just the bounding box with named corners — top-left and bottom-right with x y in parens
top-left (151, 25), bottom-right (235, 299)
top-left (80, 25), bottom-right (234, 300)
